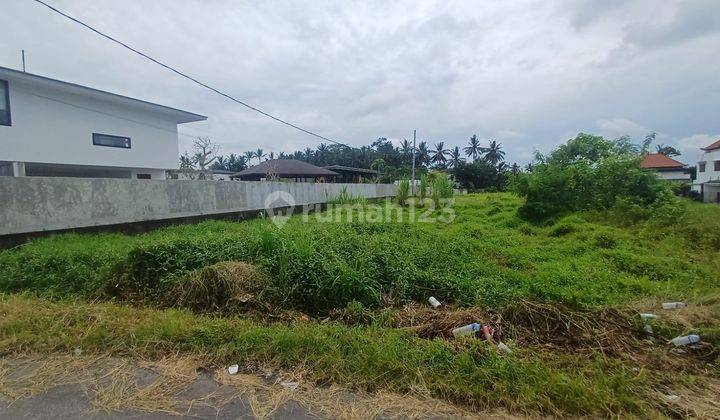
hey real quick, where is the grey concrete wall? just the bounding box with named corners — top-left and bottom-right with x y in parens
top-left (0, 177), bottom-right (397, 235)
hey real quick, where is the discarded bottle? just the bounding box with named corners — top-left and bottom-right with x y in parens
top-left (662, 302), bottom-right (687, 309)
top-left (228, 364), bottom-right (239, 375)
top-left (452, 323), bottom-right (481, 337)
top-left (639, 313), bottom-right (657, 320)
top-left (497, 342), bottom-right (512, 354)
top-left (639, 313), bottom-right (657, 334)
top-left (671, 334), bottom-right (700, 347)
top-left (428, 296), bottom-right (441, 308)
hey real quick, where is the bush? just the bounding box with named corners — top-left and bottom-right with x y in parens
top-left (430, 173), bottom-right (454, 207)
top-left (396, 179), bottom-right (410, 206)
top-left (514, 133), bottom-right (677, 222)
top-left (450, 161), bottom-right (505, 191)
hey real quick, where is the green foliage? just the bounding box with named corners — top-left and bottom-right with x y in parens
top-left (396, 179), bottom-right (410, 205)
top-left (514, 133), bottom-right (677, 221)
top-left (430, 173), bottom-right (454, 207)
top-left (327, 187), bottom-right (366, 205)
top-left (419, 175), bottom-right (429, 202)
top-left (1, 194), bottom-right (718, 314)
top-left (450, 160), bottom-right (506, 191)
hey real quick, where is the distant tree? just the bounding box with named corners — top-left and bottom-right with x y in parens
top-left (417, 141), bottom-right (431, 167)
top-left (510, 162), bottom-right (520, 175)
top-left (179, 153), bottom-right (195, 170)
top-left (255, 148), bottom-right (267, 164)
top-left (464, 134), bottom-right (483, 162)
top-left (656, 144), bottom-right (681, 157)
top-left (451, 160), bottom-right (504, 191)
top-left (192, 137), bottom-right (220, 178)
top-left (244, 151), bottom-right (256, 166)
top-left (225, 153), bottom-right (247, 172)
top-left (431, 141), bottom-right (449, 166)
top-left (447, 146), bottom-right (465, 168)
top-left (483, 140), bottom-right (505, 165)
top-left (641, 131), bottom-right (656, 154)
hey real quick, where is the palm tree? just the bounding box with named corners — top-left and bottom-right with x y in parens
top-left (510, 163), bottom-right (520, 174)
top-left (655, 144), bottom-right (681, 157)
top-left (304, 147), bottom-right (313, 162)
top-left (463, 134), bottom-right (483, 162)
top-left (448, 146), bottom-right (465, 168)
top-left (400, 139), bottom-right (412, 163)
top-left (484, 140), bottom-right (505, 165)
top-left (243, 151), bottom-right (256, 166)
top-left (255, 148), bottom-right (267, 164)
top-left (417, 141), bottom-right (431, 167)
top-left (431, 142), bottom-right (449, 166)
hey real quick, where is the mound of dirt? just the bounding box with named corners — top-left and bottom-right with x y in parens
top-left (165, 261), bottom-right (270, 312)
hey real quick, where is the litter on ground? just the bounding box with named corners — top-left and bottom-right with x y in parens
top-left (670, 334), bottom-right (700, 347)
top-left (428, 296), bottom-right (441, 308)
top-left (662, 302), bottom-right (687, 310)
top-left (228, 364), bottom-right (239, 375)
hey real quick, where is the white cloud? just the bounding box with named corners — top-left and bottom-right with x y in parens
top-left (677, 133), bottom-right (720, 163)
top-left (596, 118), bottom-right (652, 138)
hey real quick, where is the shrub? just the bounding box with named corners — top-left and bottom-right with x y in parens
top-left (514, 133), bottom-right (677, 222)
top-left (430, 173), bottom-right (454, 208)
top-left (396, 179), bottom-right (410, 206)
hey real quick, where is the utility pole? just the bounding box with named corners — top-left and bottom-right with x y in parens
top-left (411, 129), bottom-right (416, 196)
top-left (21, 50), bottom-right (26, 72)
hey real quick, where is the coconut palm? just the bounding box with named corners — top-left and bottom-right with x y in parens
top-left (483, 140), bottom-right (505, 165)
top-left (431, 142), bottom-right (449, 166)
top-left (400, 139), bottom-right (412, 162)
top-left (448, 146), bottom-right (465, 168)
top-left (255, 148), bottom-right (267, 164)
top-left (243, 151), bottom-right (256, 166)
top-left (655, 144), bottom-right (681, 157)
top-left (417, 141), bottom-right (431, 167)
top-left (463, 134), bottom-right (483, 162)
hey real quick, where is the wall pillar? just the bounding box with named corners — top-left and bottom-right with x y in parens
top-left (12, 162), bottom-right (25, 177)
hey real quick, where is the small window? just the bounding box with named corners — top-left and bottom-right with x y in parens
top-left (0, 80), bottom-right (10, 126)
top-left (93, 133), bottom-right (131, 149)
top-left (699, 162), bottom-right (706, 172)
top-left (715, 161), bottom-right (720, 172)
top-left (136, 173), bottom-right (151, 179)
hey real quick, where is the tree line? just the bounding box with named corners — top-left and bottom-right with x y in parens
top-left (180, 134), bottom-right (518, 188)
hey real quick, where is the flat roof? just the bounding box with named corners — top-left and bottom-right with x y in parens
top-left (0, 65), bottom-right (207, 124)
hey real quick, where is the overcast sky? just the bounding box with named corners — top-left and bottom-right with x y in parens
top-left (2, 0), bottom-right (719, 164)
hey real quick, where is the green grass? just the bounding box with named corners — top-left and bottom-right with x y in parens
top-left (0, 294), bottom-right (650, 416)
top-left (0, 193), bottom-right (718, 416)
top-left (1, 193), bottom-right (718, 312)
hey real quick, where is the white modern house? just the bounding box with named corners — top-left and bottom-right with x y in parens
top-left (692, 139), bottom-right (720, 203)
top-left (0, 66), bottom-right (206, 179)
top-left (640, 153), bottom-right (690, 181)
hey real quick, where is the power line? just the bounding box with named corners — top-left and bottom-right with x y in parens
top-left (30, 0), bottom-right (351, 148)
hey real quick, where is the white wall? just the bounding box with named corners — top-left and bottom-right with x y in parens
top-left (696, 149), bottom-right (720, 185)
top-left (656, 170), bottom-right (690, 181)
top-left (0, 76), bottom-right (180, 171)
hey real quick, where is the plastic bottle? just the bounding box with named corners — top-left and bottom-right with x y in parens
top-left (662, 302), bottom-right (687, 309)
top-left (452, 323), bottom-right (481, 337)
top-left (639, 313), bottom-right (657, 320)
top-left (671, 334), bottom-right (700, 347)
top-left (497, 342), bottom-right (512, 354)
top-left (428, 296), bottom-right (441, 308)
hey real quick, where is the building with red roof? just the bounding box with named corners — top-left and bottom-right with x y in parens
top-left (640, 153), bottom-right (689, 181)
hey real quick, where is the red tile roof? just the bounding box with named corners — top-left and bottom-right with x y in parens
top-left (702, 139), bottom-right (720, 151)
top-left (640, 153), bottom-right (685, 169)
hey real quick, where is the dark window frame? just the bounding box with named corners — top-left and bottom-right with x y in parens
top-left (92, 133), bottom-right (131, 149)
top-left (699, 162), bottom-right (706, 172)
top-left (0, 79), bottom-right (10, 127)
top-left (715, 161), bottom-right (720, 172)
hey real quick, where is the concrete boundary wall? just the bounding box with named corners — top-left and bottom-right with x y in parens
top-left (0, 177), bottom-right (397, 236)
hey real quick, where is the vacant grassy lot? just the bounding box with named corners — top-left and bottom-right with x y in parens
top-left (1, 193), bottom-right (718, 417)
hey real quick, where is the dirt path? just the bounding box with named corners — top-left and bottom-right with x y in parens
top-left (0, 354), bottom-right (491, 419)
